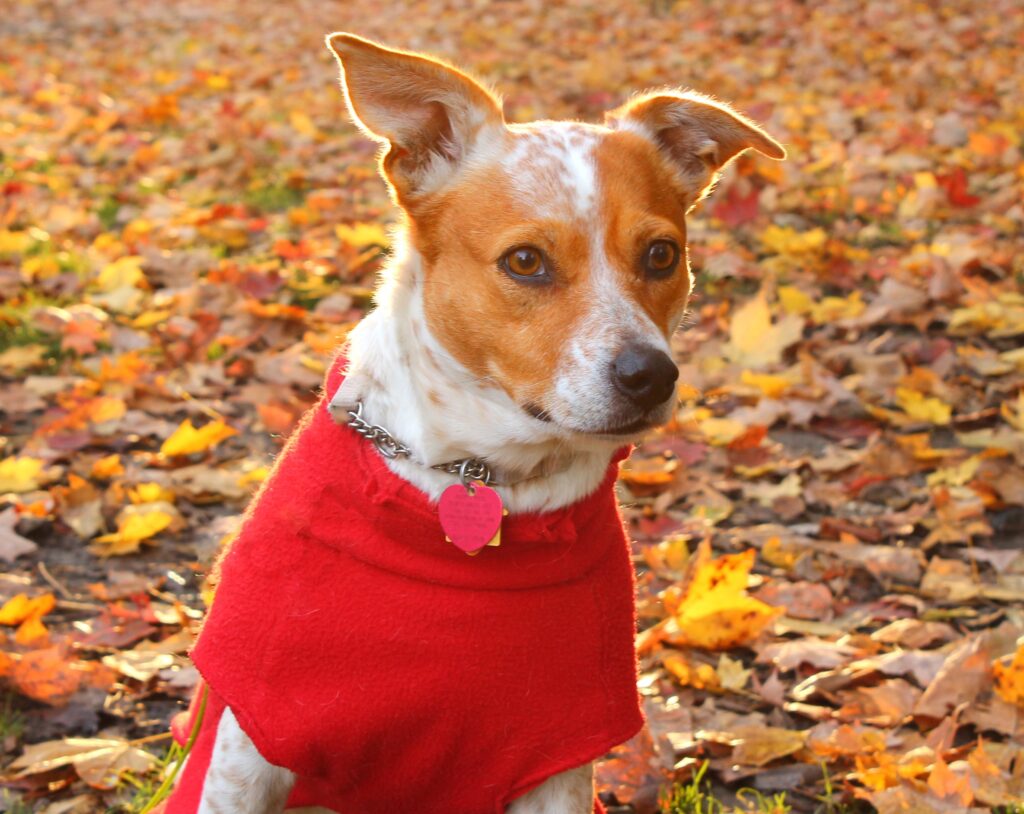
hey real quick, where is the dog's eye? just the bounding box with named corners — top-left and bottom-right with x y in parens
top-left (500, 246), bottom-right (549, 282)
top-left (644, 240), bottom-right (680, 279)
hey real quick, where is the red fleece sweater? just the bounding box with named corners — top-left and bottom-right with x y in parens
top-left (163, 356), bottom-right (643, 814)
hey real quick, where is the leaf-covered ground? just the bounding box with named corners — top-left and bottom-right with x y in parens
top-left (1, 0), bottom-right (1023, 811)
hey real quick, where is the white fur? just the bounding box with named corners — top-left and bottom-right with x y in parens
top-left (330, 235), bottom-right (621, 513)
top-left (198, 709), bottom-right (295, 814)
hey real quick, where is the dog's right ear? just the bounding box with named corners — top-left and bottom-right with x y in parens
top-left (326, 33), bottom-right (504, 203)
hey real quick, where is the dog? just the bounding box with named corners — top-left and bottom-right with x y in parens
top-left (159, 32), bottom-right (784, 814)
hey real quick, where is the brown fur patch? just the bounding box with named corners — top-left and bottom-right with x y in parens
top-left (411, 127), bottom-right (692, 409)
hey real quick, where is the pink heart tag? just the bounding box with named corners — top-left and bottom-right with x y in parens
top-left (439, 483), bottom-right (504, 555)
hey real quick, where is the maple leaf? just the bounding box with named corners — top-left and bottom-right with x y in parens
top-left (160, 418), bottom-right (237, 457)
top-left (336, 222), bottom-right (390, 248)
top-left (667, 539), bottom-right (781, 650)
top-left (0, 592), bottom-right (56, 626)
top-left (894, 387), bottom-right (952, 425)
top-left (992, 643), bottom-right (1024, 707)
top-left (0, 456), bottom-right (49, 493)
top-left (725, 291), bottom-right (804, 369)
top-left (91, 506), bottom-right (176, 556)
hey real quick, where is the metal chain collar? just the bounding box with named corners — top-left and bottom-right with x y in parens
top-left (345, 402), bottom-right (494, 487)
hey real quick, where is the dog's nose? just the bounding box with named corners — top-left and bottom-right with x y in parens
top-left (611, 344), bottom-right (679, 410)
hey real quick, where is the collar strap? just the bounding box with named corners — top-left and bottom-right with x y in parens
top-left (345, 402), bottom-right (495, 487)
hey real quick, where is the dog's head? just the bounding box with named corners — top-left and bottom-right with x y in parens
top-left (327, 34), bottom-right (784, 438)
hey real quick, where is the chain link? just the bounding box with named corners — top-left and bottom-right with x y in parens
top-left (346, 402), bottom-right (493, 486)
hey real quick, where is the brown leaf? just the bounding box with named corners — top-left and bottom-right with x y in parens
top-left (914, 636), bottom-right (991, 720)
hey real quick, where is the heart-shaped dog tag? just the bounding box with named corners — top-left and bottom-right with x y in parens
top-left (439, 482), bottom-right (503, 555)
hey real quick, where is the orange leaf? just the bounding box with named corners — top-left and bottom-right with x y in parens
top-left (0, 593), bottom-right (56, 626)
top-left (160, 419), bottom-right (236, 457)
top-left (993, 643), bottom-right (1024, 706)
top-left (15, 613), bottom-right (49, 646)
top-left (669, 540), bottom-right (781, 650)
top-left (11, 645), bottom-right (82, 705)
top-left (927, 756), bottom-right (973, 806)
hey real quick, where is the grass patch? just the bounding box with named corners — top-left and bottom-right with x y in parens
top-left (0, 692), bottom-right (25, 741)
top-left (660, 763), bottom-right (865, 814)
top-left (243, 181), bottom-right (305, 212)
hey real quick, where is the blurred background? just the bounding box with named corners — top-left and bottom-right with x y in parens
top-left (1, 1), bottom-right (1023, 812)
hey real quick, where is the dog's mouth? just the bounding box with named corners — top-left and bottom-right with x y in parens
top-left (580, 415), bottom-right (655, 437)
top-left (522, 402), bottom-right (657, 438)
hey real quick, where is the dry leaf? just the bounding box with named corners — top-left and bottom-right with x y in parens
top-left (160, 418), bottom-right (237, 457)
top-left (669, 539), bottom-right (781, 650)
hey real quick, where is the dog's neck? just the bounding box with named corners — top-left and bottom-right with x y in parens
top-left (330, 238), bottom-right (621, 514)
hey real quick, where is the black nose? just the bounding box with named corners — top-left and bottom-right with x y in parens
top-left (611, 344), bottom-right (679, 410)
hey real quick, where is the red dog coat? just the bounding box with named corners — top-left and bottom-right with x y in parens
top-left (163, 356), bottom-right (643, 814)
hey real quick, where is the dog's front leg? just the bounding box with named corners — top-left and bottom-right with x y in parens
top-left (507, 763), bottom-right (594, 814)
top-left (198, 707), bottom-right (295, 814)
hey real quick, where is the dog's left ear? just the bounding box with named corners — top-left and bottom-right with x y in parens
top-left (606, 91), bottom-right (785, 207)
top-left (326, 33), bottom-right (504, 203)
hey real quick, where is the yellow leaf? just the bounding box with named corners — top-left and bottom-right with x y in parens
top-left (777, 285), bottom-right (813, 315)
top-left (289, 110), bottom-right (320, 138)
top-left (237, 466), bottom-right (269, 487)
top-left (726, 291), bottom-right (804, 369)
top-left (128, 483), bottom-right (175, 505)
top-left (895, 388), bottom-right (952, 425)
top-left (664, 653), bottom-right (720, 690)
top-left (0, 230), bottom-right (35, 254)
top-left (95, 256), bottom-right (145, 292)
top-left (761, 225), bottom-right (827, 255)
top-left (0, 457), bottom-right (48, 493)
top-left (87, 396), bottom-right (127, 426)
top-left (335, 222), bottom-right (389, 248)
top-left (810, 291), bottom-right (866, 323)
top-left (740, 370), bottom-right (792, 399)
top-left (0, 593), bottom-right (56, 626)
top-left (91, 454), bottom-right (124, 479)
top-left (761, 535), bottom-right (802, 569)
top-left (993, 643), bottom-right (1024, 706)
top-left (913, 171), bottom-right (938, 189)
top-left (160, 419), bottom-right (236, 457)
top-left (205, 74), bottom-right (230, 90)
top-left (93, 509), bottom-right (173, 556)
top-left (698, 416), bottom-right (746, 446)
top-left (21, 255), bottom-right (61, 281)
top-left (671, 540), bottom-right (781, 650)
top-left (926, 456), bottom-right (981, 487)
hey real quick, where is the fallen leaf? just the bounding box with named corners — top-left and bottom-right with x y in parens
top-left (992, 643), bottom-right (1024, 707)
top-left (12, 737), bottom-right (157, 790)
top-left (0, 507), bottom-right (38, 562)
top-left (160, 418), bottom-right (237, 457)
top-left (728, 725), bottom-right (807, 766)
top-left (725, 291), bottom-right (804, 369)
top-left (668, 540), bottom-right (781, 650)
top-left (10, 645), bottom-right (82, 705)
top-left (0, 456), bottom-right (49, 493)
